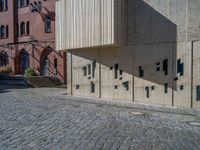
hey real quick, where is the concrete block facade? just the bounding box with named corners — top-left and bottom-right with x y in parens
top-left (56, 0), bottom-right (200, 108)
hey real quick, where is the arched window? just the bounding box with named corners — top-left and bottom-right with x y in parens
top-left (45, 16), bottom-right (51, 33)
top-left (0, 51), bottom-right (9, 67)
top-left (26, 21), bottom-right (29, 35)
top-left (6, 25), bottom-right (8, 38)
top-left (20, 22), bottom-right (25, 35)
top-left (0, 25), bottom-right (5, 38)
top-left (0, 0), bottom-right (4, 11)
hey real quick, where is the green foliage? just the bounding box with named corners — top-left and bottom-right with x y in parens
top-left (24, 68), bottom-right (37, 76)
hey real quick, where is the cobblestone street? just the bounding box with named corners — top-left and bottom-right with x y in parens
top-left (0, 86), bottom-right (200, 150)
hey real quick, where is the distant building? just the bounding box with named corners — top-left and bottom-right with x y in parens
top-left (56, 0), bottom-right (200, 109)
top-left (0, 0), bottom-right (66, 83)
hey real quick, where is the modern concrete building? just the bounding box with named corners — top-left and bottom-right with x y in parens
top-left (56, 0), bottom-right (200, 108)
top-left (0, 0), bottom-right (66, 82)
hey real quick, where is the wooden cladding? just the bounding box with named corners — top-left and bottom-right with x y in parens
top-left (56, 0), bottom-right (127, 50)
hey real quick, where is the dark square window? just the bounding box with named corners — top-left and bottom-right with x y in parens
top-left (180, 85), bottom-right (184, 90)
top-left (76, 85), bottom-right (80, 90)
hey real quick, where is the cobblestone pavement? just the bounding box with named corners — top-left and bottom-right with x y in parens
top-left (0, 86), bottom-right (200, 150)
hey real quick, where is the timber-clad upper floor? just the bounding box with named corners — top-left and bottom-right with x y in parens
top-left (56, 0), bottom-right (200, 51)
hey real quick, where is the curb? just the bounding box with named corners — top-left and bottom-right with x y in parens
top-left (62, 95), bottom-right (200, 116)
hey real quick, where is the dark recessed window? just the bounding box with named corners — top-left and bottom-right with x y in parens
top-left (145, 86), bottom-right (149, 98)
top-left (92, 61), bottom-right (96, 78)
top-left (91, 82), bottom-right (95, 93)
top-left (20, 0), bottom-right (25, 7)
top-left (139, 66), bottom-right (144, 78)
top-left (88, 64), bottom-right (91, 75)
top-left (45, 16), bottom-right (51, 33)
top-left (83, 66), bottom-right (87, 76)
top-left (122, 81), bottom-right (129, 91)
top-left (177, 59), bottom-right (184, 76)
top-left (196, 86), bottom-right (200, 101)
top-left (114, 64), bottom-right (119, 79)
top-left (0, 51), bottom-right (9, 67)
top-left (0, 25), bottom-right (5, 38)
top-left (180, 85), bottom-right (184, 91)
top-left (26, 21), bottom-right (29, 35)
top-left (20, 22), bottom-right (25, 35)
top-left (164, 83), bottom-right (168, 94)
top-left (163, 59), bottom-right (168, 75)
top-left (0, 0), bottom-right (4, 11)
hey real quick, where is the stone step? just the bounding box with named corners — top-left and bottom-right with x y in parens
top-left (25, 76), bottom-right (62, 88)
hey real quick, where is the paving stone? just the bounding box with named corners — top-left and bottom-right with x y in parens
top-left (0, 85), bottom-right (200, 149)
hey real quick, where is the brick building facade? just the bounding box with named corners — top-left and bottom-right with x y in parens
top-left (0, 0), bottom-right (66, 83)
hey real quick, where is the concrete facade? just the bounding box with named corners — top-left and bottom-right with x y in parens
top-left (0, 0), bottom-right (66, 82)
top-left (56, 0), bottom-right (200, 108)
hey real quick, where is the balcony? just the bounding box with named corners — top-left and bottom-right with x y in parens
top-left (56, 0), bottom-right (127, 50)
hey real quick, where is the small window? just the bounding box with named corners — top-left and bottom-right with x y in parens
top-left (76, 85), bottom-right (80, 90)
top-left (139, 66), bottom-right (144, 78)
top-left (114, 64), bottom-right (119, 79)
top-left (122, 81), bottom-right (129, 91)
top-left (20, 0), bottom-right (25, 7)
top-left (145, 86), bottom-right (149, 98)
top-left (119, 70), bottom-right (123, 76)
top-left (164, 83), bottom-right (168, 94)
top-left (180, 85), bottom-right (184, 91)
top-left (90, 82), bottom-right (95, 93)
top-left (196, 86), bottom-right (200, 101)
top-left (151, 86), bottom-right (155, 90)
top-left (0, 0), bottom-right (4, 11)
top-left (26, 0), bottom-right (29, 5)
top-left (88, 64), bottom-right (91, 75)
top-left (20, 22), bottom-right (25, 35)
top-left (26, 21), bottom-right (29, 35)
top-left (45, 16), bottom-right (51, 33)
top-left (0, 25), bottom-right (5, 38)
top-left (92, 61), bottom-right (96, 78)
top-left (177, 59), bottom-right (184, 76)
top-left (83, 66), bottom-right (87, 76)
top-left (5, 0), bottom-right (7, 10)
top-left (163, 59), bottom-right (168, 75)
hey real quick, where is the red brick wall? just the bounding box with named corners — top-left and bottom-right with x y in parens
top-left (0, 0), bottom-right (66, 83)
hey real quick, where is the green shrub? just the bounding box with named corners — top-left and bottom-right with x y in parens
top-left (24, 68), bottom-right (37, 76)
top-left (0, 66), bottom-right (13, 74)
